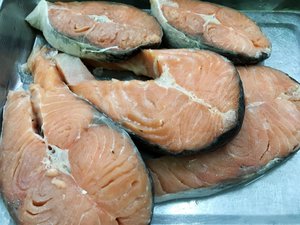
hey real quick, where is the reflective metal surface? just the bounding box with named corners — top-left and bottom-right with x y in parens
top-left (0, 1), bottom-right (300, 225)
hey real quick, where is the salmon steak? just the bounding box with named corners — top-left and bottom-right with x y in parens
top-left (146, 66), bottom-right (300, 203)
top-left (150, 0), bottom-right (271, 64)
top-left (0, 43), bottom-right (153, 224)
top-left (57, 49), bottom-right (244, 155)
top-left (26, 0), bottom-right (163, 62)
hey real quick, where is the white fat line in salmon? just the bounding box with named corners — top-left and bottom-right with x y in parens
top-left (247, 85), bottom-right (300, 110)
top-left (155, 64), bottom-right (237, 128)
top-left (50, 6), bottom-right (115, 25)
top-left (27, 0), bottom-right (121, 61)
top-left (159, 0), bottom-right (179, 8)
top-left (247, 86), bottom-right (300, 110)
top-left (88, 15), bottom-right (113, 23)
top-left (81, 46), bottom-right (120, 53)
top-left (246, 101), bottom-right (265, 109)
top-left (183, 11), bottom-right (267, 55)
top-left (194, 13), bottom-right (221, 26)
top-left (160, 0), bottom-right (221, 26)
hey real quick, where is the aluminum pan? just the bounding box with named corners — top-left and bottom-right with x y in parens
top-left (0, 1), bottom-right (300, 225)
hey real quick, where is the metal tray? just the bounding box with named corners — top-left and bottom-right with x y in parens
top-left (1, 1), bottom-right (300, 224)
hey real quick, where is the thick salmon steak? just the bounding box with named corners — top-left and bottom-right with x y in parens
top-left (146, 66), bottom-right (300, 203)
top-left (0, 44), bottom-right (153, 224)
top-left (26, 0), bottom-right (163, 62)
top-left (150, 0), bottom-right (271, 64)
top-left (57, 49), bottom-right (244, 155)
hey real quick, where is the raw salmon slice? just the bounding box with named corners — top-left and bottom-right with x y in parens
top-left (151, 0), bottom-right (271, 64)
top-left (57, 49), bottom-right (244, 155)
top-left (26, 0), bottom-right (163, 62)
top-left (0, 91), bottom-right (115, 224)
top-left (0, 43), bottom-right (153, 224)
top-left (27, 44), bottom-right (94, 150)
top-left (146, 66), bottom-right (300, 203)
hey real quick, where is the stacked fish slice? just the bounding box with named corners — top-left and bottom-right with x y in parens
top-left (0, 0), bottom-right (299, 224)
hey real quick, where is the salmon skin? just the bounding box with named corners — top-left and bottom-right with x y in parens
top-left (0, 42), bottom-right (153, 224)
top-left (146, 66), bottom-right (300, 203)
top-left (26, 0), bottom-right (163, 62)
top-left (57, 49), bottom-right (244, 155)
top-left (150, 0), bottom-right (271, 64)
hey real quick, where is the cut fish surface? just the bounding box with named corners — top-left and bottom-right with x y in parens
top-left (58, 49), bottom-right (244, 155)
top-left (0, 91), bottom-right (114, 224)
top-left (150, 0), bottom-right (271, 64)
top-left (26, 0), bottom-right (163, 61)
top-left (0, 44), bottom-right (153, 224)
top-left (146, 66), bottom-right (300, 202)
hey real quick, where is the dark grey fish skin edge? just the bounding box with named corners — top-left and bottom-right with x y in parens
top-left (161, 31), bottom-right (270, 65)
top-left (216, 50), bottom-right (270, 65)
top-left (156, 150), bottom-right (298, 203)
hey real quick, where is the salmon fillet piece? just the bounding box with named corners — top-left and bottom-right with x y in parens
top-left (0, 91), bottom-right (115, 224)
top-left (0, 44), bottom-right (153, 224)
top-left (26, 0), bottom-right (163, 62)
top-left (151, 0), bottom-right (271, 64)
top-left (57, 49), bottom-right (244, 155)
top-left (27, 46), bottom-right (94, 150)
top-left (146, 66), bottom-right (300, 202)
